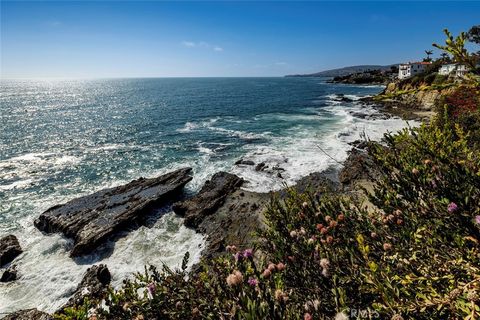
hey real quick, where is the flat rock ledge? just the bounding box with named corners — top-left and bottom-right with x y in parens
top-left (0, 234), bottom-right (22, 267)
top-left (172, 172), bottom-right (244, 229)
top-left (34, 168), bottom-right (193, 257)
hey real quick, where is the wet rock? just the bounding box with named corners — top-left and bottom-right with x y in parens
top-left (58, 264), bottom-right (111, 312)
top-left (339, 149), bottom-right (378, 186)
top-left (0, 235), bottom-right (22, 267)
top-left (3, 309), bottom-right (52, 320)
top-left (173, 172), bottom-right (243, 228)
top-left (1, 266), bottom-right (17, 282)
top-left (34, 168), bottom-right (193, 257)
top-left (348, 140), bottom-right (370, 150)
top-left (234, 159), bottom-right (255, 166)
top-left (255, 162), bottom-right (266, 171)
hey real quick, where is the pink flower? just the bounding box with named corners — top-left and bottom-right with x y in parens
top-left (234, 252), bottom-right (242, 261)
top-left (319, 258), bottom-right (330, 269)
top-left (147, 282), bottom-right (156, 296)
top-left (276, 262), bottom-right (286, 271)
top-left (326, 235), bottom-right (333, 244)
top-left (275, 289), bottom-right (288, 302)
top-left (226, 270), bottom-right (243, 286)
top-left (447, 202), bottom-right (458, 213)
top-left (475, 215), bottom-right (480, 225)
top-left (247, 277), bottom-right (258, 286)
top-left (337, 213), bottom-right (345, 222)
top-left (383, 243), bottom-right (392, 251)
top-left (262, 269), bottom-right (271, 278)
top-left (243, 249), bottom-right (253, 258)
top-left (304, 313), bottom-right (313, 320)
top-left (226, 245), bottom-right (237, 252)
top-left (299, 227), bottom-right (306, 236)
top-left (290, 230), bottom-right (298, 238)
top-left (268, 263), bottom-right (276, 272)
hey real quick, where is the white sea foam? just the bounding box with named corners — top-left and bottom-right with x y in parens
top-left (0, 169), bottom-right (205, 314)
top-left (231, 98), bottom-right (417, 193)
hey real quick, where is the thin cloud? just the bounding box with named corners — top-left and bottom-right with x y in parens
top-left (181, 41), bottom-right (224, 52)
top-left (181, 41), bottom-right (196, 47)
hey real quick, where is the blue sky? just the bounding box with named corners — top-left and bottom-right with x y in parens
top-left (1, 1), bottom-right (479, 78)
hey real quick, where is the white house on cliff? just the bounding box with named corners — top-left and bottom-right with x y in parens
top-left (398, 62), bottom-right (432, 79)
top-left (439, 63), bottom-right (470, 77)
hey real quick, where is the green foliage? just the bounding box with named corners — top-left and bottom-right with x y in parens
top-left (435, 86), bottom-right (480, 147)
top-left (433, 29), bottom-right (478, 73)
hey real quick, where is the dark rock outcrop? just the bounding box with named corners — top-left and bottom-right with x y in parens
top-left (339, 148), bottom-right (378, 186)
top-left (193, 170), bottom-right (339, 261)
top-left (1, 265), bottom-right (18, 282)
top-left (3, 309), bottom-right (52, 320)
top-left (0, 235), bottom-right (22, 267)
top-left (173, 172), bottom-right (243, 228)
top-left (255, 162), bottom-right (266, 171)
top-left (34, 168), bottom-right (193, 257)
top-left (234, 159), bottom-right (255, 166)
top-left (58, 264), bottom-right (111, 312)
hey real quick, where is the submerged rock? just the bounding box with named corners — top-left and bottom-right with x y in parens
top-left (58, 264), bottom-right (111, 312)
top-left (3, 309), bottom-right (52, 320)
top-left (0, 235), bottom-right (22, 267)
top-left (34, 168), bottom-right (193, 257)
top-left (173, 172), bottom-right (243, 228)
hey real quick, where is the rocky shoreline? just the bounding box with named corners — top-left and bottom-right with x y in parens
top-left (1, 85), bottom-right (425, 318)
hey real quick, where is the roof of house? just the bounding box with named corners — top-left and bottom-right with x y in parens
top-left (400, 61), bottom-right (432, 66)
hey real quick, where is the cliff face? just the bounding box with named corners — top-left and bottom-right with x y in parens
top-left (382, 81), bottom-right (455, 110)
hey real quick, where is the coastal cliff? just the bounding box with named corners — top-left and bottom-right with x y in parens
top-left (380, 80), bottom-right (457, 110)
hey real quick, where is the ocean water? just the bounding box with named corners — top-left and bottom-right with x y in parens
top-left (0, 78), bottom-right (412, 313)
